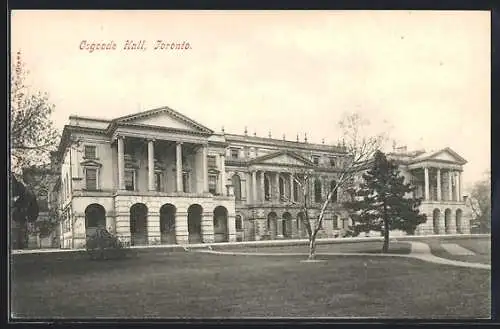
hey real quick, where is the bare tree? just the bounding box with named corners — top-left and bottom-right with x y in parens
top-left (285, 113), bottom-right (389, 260)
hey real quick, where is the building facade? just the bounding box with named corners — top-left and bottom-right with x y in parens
top-left (387, 147), bottom-right (471, 235)
top-left (52, 106), bottom-right (470, 249)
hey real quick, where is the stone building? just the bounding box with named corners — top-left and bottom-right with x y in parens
top-left (52, 106), bottom-right (470, 249)
top-left (387, 146), bottom-right (470, 235)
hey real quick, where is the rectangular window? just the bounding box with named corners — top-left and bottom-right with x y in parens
top-left (207, 156), bottom-right (217, 168)
top-left (85, 168), bottom-right (97, 190)
top-left (125, 170), bottom-right (135, 191)
top-left (84, 145), bottom-right (97, 159)
top-left (312, 156), bottom-right (320, 165)
top-left (155, 172), bottom-right (162, 192)
top-left (230, 148), bottom-right (239, 159)
top-left (329, 157), bottom-right (336, 167)
top-left (333, 216), bottom-right (339, 229)
top-left (209, 175), bottom-right (217, 194)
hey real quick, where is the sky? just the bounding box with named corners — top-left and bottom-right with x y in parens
top-left (11, 10), bottom-right (490, 191)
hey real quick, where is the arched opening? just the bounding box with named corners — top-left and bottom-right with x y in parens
top-left (297, 212), bottom-right (307, 238)
top-left (267, 212), bottom-right (278, 239)
top-left (160, 204), bottom-right (176, 244)
top-left (444, 208), bottom-right (452, 234)
top-left (231, 174), bottom-right (242, 201)
top-left (130, 203), bottom-right (148, 246)
top-left (264, 176), bottom-right (270, 201)
top-left (456, 209), bottom-right (463, 234)
top-left (188, 204), bottom-right (203, 243)
top-left (213, 206), bottom-right (229, 242)
top-left (279, 176), bottom-right (285, 201)
top-left (432, 208), bottom-right (441, 235)
top-left (282, 212), bottom-right (292, 238)
top-left (314, 179), bottom-right (322, 203)
top-left (330, 180), bottom-right (338, 202)
top-left (85, 204), bottom-right (106, 237)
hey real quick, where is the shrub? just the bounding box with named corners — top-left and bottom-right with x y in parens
top-left (86, 228), bottom-right (134, 260)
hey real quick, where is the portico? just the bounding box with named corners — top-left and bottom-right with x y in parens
top-left (410, 164), bottom-right (464, 203)
top-left (114, 135), bottom-right (212, 194)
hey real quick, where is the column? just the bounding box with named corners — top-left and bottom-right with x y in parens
top-left (246, 172), bottom-right (252, 204)
top-left (148, 139), bottom-right (155, 191)
top-left (448, 170), bottom-right (453, 201)
top-left (202, 145), bottom-right (208, 193)
top-left (424, 167), bottom-right (429, 201)
top-left (220, 153), bottom-right (226, 196)
top-left (455, 172), bottom-right (460, 202)
top-left (260, 171), bottom-right (265, 202)
top-left (274, 172), bottom-right (280, 202)
top-left (458, 171), bottom-right (463, 202)
top-left (436, 168), bottom-right (441, 201)
top-left (289, 173), bottom-right (294, 202)
top-left (117, 136), bottom-right (125, 190)
top-left (252, 171), bottom-right (257, 204)
top-left (176, 142), bottom-right (183, 192)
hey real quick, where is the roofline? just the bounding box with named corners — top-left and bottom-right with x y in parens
top-left (224, 133), bottom-right (347, 153)
top-left (68, 115), bottom-right (112, 123)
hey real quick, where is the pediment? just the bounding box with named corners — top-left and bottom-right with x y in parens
top-left (114, 106), bottom-right (213, 134)
top-left (251, 151), bottom-right (314, 167)
top-left (411, 147), bottom-right (467, 165)
top-left (80, 159), bottom-right (102, 167)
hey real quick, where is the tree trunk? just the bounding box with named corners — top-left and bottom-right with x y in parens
top-left (382, 218), bottom-right (390, 253)
top-left (308, 235), bottom-right (317, 260)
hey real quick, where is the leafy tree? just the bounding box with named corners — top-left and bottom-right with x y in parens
top-left (286, 113), bottom-right (389, 260)
top-left (466, 171), bottom-right (491, 233)
top-left (345, 150), bottom-right (426, 253)
top-left (10, 50), bottom-right (60, 174)
top-left (10, 174), bottom-right (39, 249)
top-left (10, 51), bottom-right (60, 248)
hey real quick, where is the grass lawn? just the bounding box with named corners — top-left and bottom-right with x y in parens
top-left (418, 237), bottom-right (491, 265)
top-left (10, 248), bottom-right (490, 319)
top-left (215, 241), bottom-right (412, 254)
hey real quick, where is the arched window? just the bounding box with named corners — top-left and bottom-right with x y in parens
top-left (314, 179), bottom-right (322, 203)
top-left (232, 174), bottom-right (242, 201)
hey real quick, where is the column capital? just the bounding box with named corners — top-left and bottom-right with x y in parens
top-left (176, 141), bottom-right (183, 145)
top-left (146, 138), bottom-right (156, 143)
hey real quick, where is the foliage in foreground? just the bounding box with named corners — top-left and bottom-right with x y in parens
top-left (467, 171), bottom-right (491, 234)
top-left (86, 228), bottom-right (135, 260)
top-left (345, 151), bottom-right (426, 253)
